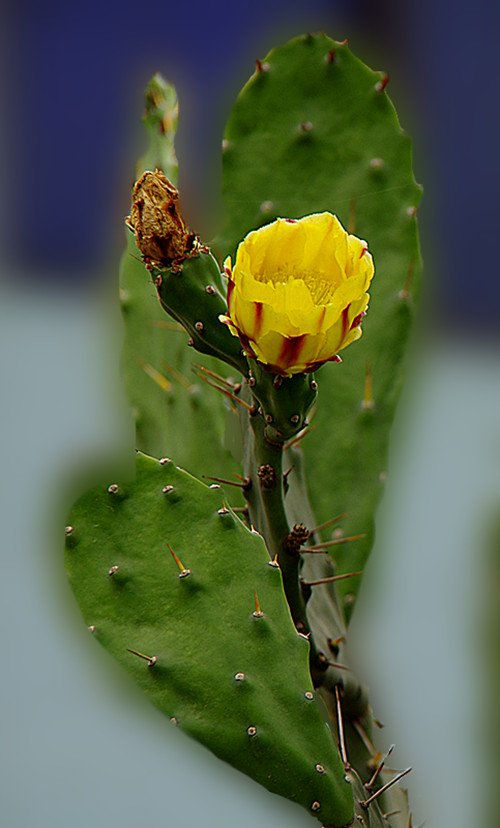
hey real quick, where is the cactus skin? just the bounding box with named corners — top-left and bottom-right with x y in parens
top-left (214, 33), bottom-right (422, 613)
top-left (65, 451), bottom-right (354, 828)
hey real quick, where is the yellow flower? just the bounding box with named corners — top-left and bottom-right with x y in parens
top-left (219, 213), bottom-right (375, 376)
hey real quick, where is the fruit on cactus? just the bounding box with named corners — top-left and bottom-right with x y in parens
top-left (219, 213), bottom-right (374, 376)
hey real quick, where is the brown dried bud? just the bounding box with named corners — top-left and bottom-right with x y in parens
top-left (257, 463), bottom-right (277, 489)
top-left (283, 523), bottom-right (310, 556)
top-left (126, 170), bottom-right (198, 266)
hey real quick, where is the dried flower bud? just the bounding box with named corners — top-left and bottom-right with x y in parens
top-left (126, 170), bottom-right (198, 266)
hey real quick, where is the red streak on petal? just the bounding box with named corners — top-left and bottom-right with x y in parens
top-left (359, 246), bottom-right (368, 258)
top-left (338, 306), bottom-right (349, 348)
top-left (254, 301), bottom-right (263, 338)
top-left (350, 310), bottom-right (367, 329)
top-left (278, 334), bottom-right (307, 370)
top-left (284, 218), bottom-right (298, 223)
top-left (316, 306), bottom-right (326, 333)
top-left (226, 278), bottom-right (234, 311)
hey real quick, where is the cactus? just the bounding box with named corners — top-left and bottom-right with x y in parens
top-left (65, 32), bottom-right (422, 827)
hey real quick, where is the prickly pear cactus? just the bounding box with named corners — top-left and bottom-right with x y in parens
top-left (65, 32), bottom-right (422, 828)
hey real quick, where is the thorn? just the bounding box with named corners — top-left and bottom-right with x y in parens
top-left (335, 686), bottom-right (348, 765)
top-left (374, 72), bottom-right (390, 92)
top-left (149, 319), bottom-right (185, 332)
top-left (161, 359), bottom-right (197, 392)
top-left (302, 570), bottom-right (363, 587)
top-left (283, 464), bottom-right (294, 483)
top-left (360, 768), bottom-right (411, 808)
top-left (126, 648), bottom-right (157, 667)
top-left (327, 660), bottom-right (351, 672)
top-left (309, 511), bottom-right (349, 534)
top-left (136, 358), bottom-right (171, 393)
top-left (362, 360), bottom-right (375, 410)
top-left (352, 720), bottom-right (376, 755)
top-left (325, 47), bottom-right (336, 63)
top-left (247, 725), bottom-right (258, 736)
top-left (366, 744), bottom-right (395, 789)
top-left (284, 423), bottom-right (318, 450)
top-left (268, 554), bottom-right (280, 568)
top-left (193, 363), bottom-right (235, 390)
top-left (232, 505), bottom-right (249, 515)
top-left (108, 565), bottom-right (119, 576)
top-left (399, 258), bottom-right (415, 301)
top-left (168, 544), bottom-right (190, 578)
top-left (301, 534), bottom-right (366, 552)
top-left (203, 474), bottom-right (251, 490)
top-left (194, 371), bottom-right (254, 411)
top-left (348, 196), bottom-right (356, 234)
top-left (253, 590), bottom-right (264, 618)
top-left (255, 59), bottom-right (269, 73)
top-left (383, 811), bottom-right (401, 821)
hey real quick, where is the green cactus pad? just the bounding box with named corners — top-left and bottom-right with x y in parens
top-left (65, 451), bottom-right (354, 827)
top-left (214, 33), bottom-right (422, 609)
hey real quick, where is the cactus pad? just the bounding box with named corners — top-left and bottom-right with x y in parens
top-left (65, 451), bottom-right (354, 826)
top-left (215, 33), bottom-right (422, 607)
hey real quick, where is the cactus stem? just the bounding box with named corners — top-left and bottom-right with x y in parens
top-left (203, 475), bottom-right (251, 491)
top-left (168, 544), bottom-right (190, 578)
top-left (136, 357), bottom-right (172, 393)
top-left (303, 534), bottom-right (366, 552)
top-left (361, 360), bottom-right (375, 411)
top-left (399, 258), bottom-right (415, 301)
top-left (253, 590), bottom-right (264, 618)
top-left (334, 686), bottom-right (348, 765)
top-left (309, 512), bottom-right (349, 534)
top-left (359, 767), bottom-right (412, 809)
top-left (301, 570), bottom-right (363, 587)
top-left (366, 744), bottom-right (395, 790)
top-left (126, 648), bottom-right (157, 667)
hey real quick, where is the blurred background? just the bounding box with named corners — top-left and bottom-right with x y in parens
top-left (1, 1), bottom-right (499, 826)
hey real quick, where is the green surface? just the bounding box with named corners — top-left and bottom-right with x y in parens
top-left (214, 33), bottom-right (422, 609)
top-left (66, 452), bottom-right (354, 827)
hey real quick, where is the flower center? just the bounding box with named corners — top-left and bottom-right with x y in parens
top-left (255, 267), bottom-right (340, 305)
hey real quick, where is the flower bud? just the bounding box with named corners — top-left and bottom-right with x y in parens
top-left (219, 213), bottom-right (374, 376)
top-left (126, 170), bottom-right (198, 266)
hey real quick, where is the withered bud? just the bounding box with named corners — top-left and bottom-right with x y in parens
top-left (126, 170), bottom-right (198, 267)
top-left (257, 463), bottom-right (277, 489)
top-left (283, 523), bottom-right (310, 556)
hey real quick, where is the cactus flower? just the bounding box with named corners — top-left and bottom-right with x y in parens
top-left (220, 213), bottom-right (375, 376)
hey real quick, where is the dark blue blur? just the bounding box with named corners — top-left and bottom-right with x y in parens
top-left (2, 0), bottom-right (499, 329)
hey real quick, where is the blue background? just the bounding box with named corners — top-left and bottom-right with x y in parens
top-left (2, 0), bottom-right (500, 327)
